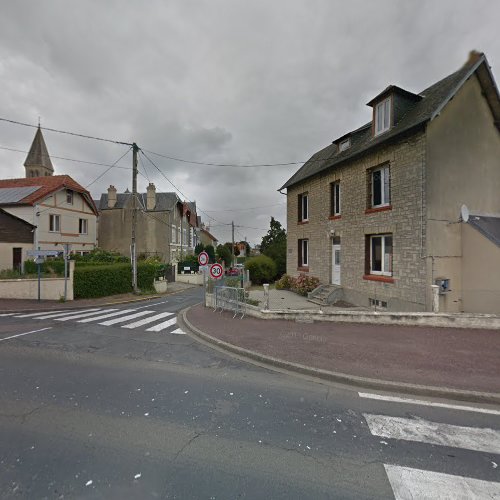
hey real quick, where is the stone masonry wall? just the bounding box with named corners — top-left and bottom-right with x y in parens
top-left (286, 131), bottom-right (428, 311)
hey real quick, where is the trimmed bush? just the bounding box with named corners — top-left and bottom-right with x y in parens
top-left (291, 273), bottom-right (320, 296)
top-left (275, 274), bottom-right (294, 290)
top-left (24, 259), bottom-right (65, 276)
top-left (74, 263), bottom-right (132, 298)
top-left (74, 262), bottom-right (161, 298)
top-left (245, 255), bottom-right (276, 285)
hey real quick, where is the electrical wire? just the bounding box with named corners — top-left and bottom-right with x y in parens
top-left (85, 147), bottom-right (133, 188)
top-left (203, 202), bottom-right (286, 213)
top-left (0, 117), bottom-right (133, 146)
top-left (0, 145), bottom-right (133, 171)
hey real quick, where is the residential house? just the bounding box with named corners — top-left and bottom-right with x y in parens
top-left (97, 183), bottom-right (199, 263)
top-left (280, 51), bottom-right (500, 313)
top-left (0, 127), bottom-right (98, 268)
top-left (0, 208), bottom-right (35, 271)
top-left (199, 224), bottom-right (218, 248)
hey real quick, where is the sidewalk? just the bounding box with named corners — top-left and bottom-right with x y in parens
top-left (184, 304), bottom-right (500, 401)
top-left (0, 282), bottom-right (196, 313)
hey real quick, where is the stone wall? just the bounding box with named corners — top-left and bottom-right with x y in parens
top-left (286, 131), bottom-right (428, 311)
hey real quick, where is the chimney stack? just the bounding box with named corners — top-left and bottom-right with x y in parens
top-left (146, 182), bottom-right (156, 210)
top-left (107, 185), bottom-right (117, 208)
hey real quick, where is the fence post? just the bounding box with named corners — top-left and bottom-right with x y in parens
top-left (263, 283), bottom-right (270, 310)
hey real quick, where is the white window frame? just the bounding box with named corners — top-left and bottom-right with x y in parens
top-left (172, 225), bottom-right (177, 244)
top-left (49, 214), bottom-right (60, 233)
top-left (370, 234), bottom-right (393, 276)
top-left (331, 181), bottom-right (341, 216)
top-left (300, 193), bottom-right (309, 222)
top-left (78, 218), bottom-right (88, 235)
top-left (299, 239), bottom-right (309, 267)
top-left (66, 190), bottom-right (74, 205)
top-left (374, 97), bottom-right (391, 136)
top-left (371, 165), bottom-right (390, 207)
top-left (339, 138), bottom-right (350, 152)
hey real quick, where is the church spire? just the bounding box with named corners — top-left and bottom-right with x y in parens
top-left (24, 126), bottom-right (54, 178)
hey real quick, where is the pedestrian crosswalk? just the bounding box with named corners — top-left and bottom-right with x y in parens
top-left (361, 394), bottom-right (500, 499)
top-left (3, 307), bottom-right (186, 334)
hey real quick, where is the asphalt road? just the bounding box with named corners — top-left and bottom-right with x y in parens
top-left (0, 287), bottom-right (499, 499)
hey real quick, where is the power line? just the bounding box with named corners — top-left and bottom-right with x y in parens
top-left (86, 147), bottom-right (133, 188)
top-left (203, 202), bottom-right (286, 213)
top-left (0, 145), bottom-right (133, 171)
top-left (0, 117), bottom-right (133, 146)
top-left (140, 150), bottom-right (230, 227)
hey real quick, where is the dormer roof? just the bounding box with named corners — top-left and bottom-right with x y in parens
top-left (366, 85), bottom-right (421, 107)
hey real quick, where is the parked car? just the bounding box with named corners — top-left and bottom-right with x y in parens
top-left (225, 267), bottom-right (240, 276)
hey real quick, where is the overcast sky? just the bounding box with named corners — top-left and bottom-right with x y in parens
top-left (0, 0), bottom-right (499, 245)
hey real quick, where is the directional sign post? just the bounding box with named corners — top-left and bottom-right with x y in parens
top-left (209, 263), bottom-right (223, 280)
top-left (27, 250), bottom-right (61, 301)
top-left (198, 251), bottom-right (209, 267)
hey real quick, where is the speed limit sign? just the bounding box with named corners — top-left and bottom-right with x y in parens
top-left (198, 251), bottom-right (209, 266)
top-left (209, 263), bottom-right (223, 279)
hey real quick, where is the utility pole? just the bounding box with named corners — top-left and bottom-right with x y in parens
top-left (231, 220), bottom-right (235, 269)
top-left (131, 143), bottom-right (139, 293)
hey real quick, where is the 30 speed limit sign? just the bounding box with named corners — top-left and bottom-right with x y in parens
top-left (209, 263), bottom-right (223, 279)
top-left (198, 251), bottom-right (209, 266)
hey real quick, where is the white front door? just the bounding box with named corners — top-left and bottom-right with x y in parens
top-left (332, 243), bottom-right (341, 285)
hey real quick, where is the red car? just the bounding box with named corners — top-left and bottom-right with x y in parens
top-left (225, 268), bottom-right (240, 276)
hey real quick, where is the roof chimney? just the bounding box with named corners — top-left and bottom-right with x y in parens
top-left (107, 185), bottom-right (117, 208)
top-left (467, 50), bottom-right (483, 67)
top-left (146, 182), bottom-right (156, 210)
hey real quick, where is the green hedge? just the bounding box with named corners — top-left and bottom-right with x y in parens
top-left (245, 255), bottom-right (277, 285)
top-left (74, 262), bottom-right (162, 299)
top-left (24, 259), bottom-right (65, 276)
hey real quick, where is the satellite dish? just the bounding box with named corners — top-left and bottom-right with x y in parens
top-left (460, 204), bottom-right (470, 223)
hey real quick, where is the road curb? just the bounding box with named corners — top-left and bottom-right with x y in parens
top-left (180, 306), bottom-right (500, 406)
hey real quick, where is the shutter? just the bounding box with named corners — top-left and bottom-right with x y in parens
top-left (364, 236), bottom-right (371, 274)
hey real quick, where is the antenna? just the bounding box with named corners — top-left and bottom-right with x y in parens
top-left (460, 204), bottom-right (470, 223)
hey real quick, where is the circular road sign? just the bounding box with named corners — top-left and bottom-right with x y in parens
top-left (198, 251), bottom-right (209, 266)
top-left (209, 263), bottom-right (223, 280)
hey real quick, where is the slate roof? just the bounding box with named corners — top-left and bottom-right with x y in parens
top-left (98, 191), bottom-right (180, 212)
top-left (24, 127), bottom-right (54, 172)
top-left (0, 175), bottom-right (97, 214)
top-left (280, 52), bottom-right (500, 190)
top-left (468, 215), bottom-right (500, 247)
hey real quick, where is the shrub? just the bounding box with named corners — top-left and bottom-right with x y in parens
top-left (245, 255), bottom-right (276, 285)
top-left (74, 263), bottom-right (132, 298)
top-left (290, 273), bottom-right (320, 296)
top-left (74, 262), bottom-right (161, 298)
top-left (275, 274), bottom-right (294, 290)
top-left (24, 259), bottom-right (65, 276)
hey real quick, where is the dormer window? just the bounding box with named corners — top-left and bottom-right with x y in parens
top-left (374, 97), bottom-right (391, 136)
top-left (339, 138), bottom-right (350, 152)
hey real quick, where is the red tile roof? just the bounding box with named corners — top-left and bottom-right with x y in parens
top-left (0, 175), bottom-right (97, 214)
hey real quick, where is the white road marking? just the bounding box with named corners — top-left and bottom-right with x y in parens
top-left (358, 392), bottom-right (500, 416)
top-left (171, 328), bottom-right (186, 335)
top-left (384, 464), bottom-right (500, 499)
top-left (15, 310), bottom-right (68, 318)
top-left (145, 317), bottom-right (177, 332)
top-left (29, 308), bottom-right (103, 320)
top-left (0, 313), bottom-right (17, 317)
top-left (77, 309), bottom-right (137, 323)
top-left (364, 414), bottom-right (500, 454)
top-left (132, 300), bottom-right (168, 310)
top-left (121, 312), bottom-right (174, 329)
top-left (55, 309), bottom-right (118, 321)
top-left (99, 310), bottom-right (156, 326)
top-left (0, 327), bottom-right (52, 342)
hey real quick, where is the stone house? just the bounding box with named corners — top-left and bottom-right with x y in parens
top-left (199, 225), bottom-right (218, 248)
top-left (0, 127), bottom-right (98, 268)
top-left (280, 51), bottom-right (500, 313)
top-left (97, 183), bottom-right (199, 263)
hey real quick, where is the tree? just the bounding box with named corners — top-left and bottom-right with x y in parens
top-left (260, 217), bottom-right (286, 279)
top-left (194, 243), bottom-right (204, 255)
top-left (205, 244), bottom-right (216, 263)
top-left (216, 244), bottom-right (232, 267)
